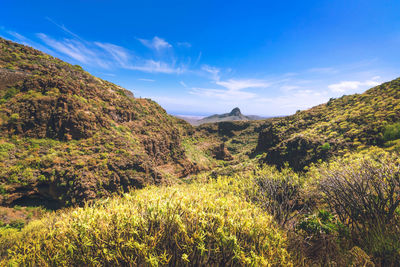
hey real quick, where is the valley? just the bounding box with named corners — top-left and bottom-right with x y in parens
top-left (0, 38), bottom-right (399, 266)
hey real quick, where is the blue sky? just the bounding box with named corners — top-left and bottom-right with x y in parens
top-left (1, 0), bottom-right (400, 116)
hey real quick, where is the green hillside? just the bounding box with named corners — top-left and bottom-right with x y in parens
top-left (1, 38), bottom-right (400, 266)
top-left (0, 38), bottom-right (206, 208)
top-left (255, 78), bottom-right (400, 170)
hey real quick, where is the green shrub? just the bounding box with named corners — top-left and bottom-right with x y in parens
top-left (320, 142), bottom-right (331, 150)
top-left (0, 181), bottom-right (293, 266)
top-left (383, 122), bottom-right (400, 141)
top-left (2, 87), bottom-right (19, 100)
top-left (7, 219), bottom-right (25, 230)
top-left (297, 210), bottom-right (344, 237)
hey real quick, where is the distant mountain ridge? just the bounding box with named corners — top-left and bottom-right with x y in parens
top-left (180, 107), bottom-right (265, 126)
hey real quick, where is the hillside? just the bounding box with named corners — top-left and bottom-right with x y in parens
top-left (0, 38), bottom-right (206, 208)
top-left (0, 37), bottom-right (399, 266)
top-left (192, 107), bottom-right (264, 125)
top-left (194, 77), bottom-right (400, 171)
top-left (254, 78), bottom-right (400, 170)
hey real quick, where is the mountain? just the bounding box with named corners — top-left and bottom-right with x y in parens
top-left (1, 37), bottom-right (400, 267)
top-left (192, 107), bottom-right (265, 125)
top-left (174, 114), bottom-right (205, 125)
top-left (194, 78), bottom-right (400, 171)
top-left (0, 38), bottom-right (204, 208)
top-left (254, 78), bottom-right (400, 170)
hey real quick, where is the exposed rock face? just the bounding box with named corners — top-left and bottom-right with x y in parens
top-left (212, 143), bottom-right (233, 161)
top-left (229, 107), bottom-right (242, 116)
top-left (0, 37), bottom-right (200, 208)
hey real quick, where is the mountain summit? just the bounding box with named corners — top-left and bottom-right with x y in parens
top-left (191, 108), bottom-right (264, 125)
top-left (229, 107), bottom-right (242, 116)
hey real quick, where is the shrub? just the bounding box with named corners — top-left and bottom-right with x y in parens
top-left (252, 166), bottom-right (305, 227)
top-left (383, 122), bottom-right (400, 141)
top-left (293, 210), bottom-right (348, 265)
top-left (297, 210), bottom-right (344, 237)
top-left (320, 142), bottom-right (331, 151)
top-left (318, 154), bottom-right (400, 264)
top-left (2, 87), bottom-right (19, 101)
top-left (319, 156), bottom-right (400, 231)
top-left (0, 181), bottom-right (293, 266)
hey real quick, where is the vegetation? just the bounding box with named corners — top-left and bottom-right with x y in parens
top-left (1, 37), bottom-right (400, 265)
top-left (0, 37), bottom-right (206, 208)
top-left (254, 78), bottom-right (400, 170)
top-left (0, 180), bottom-right (292, 266)
top-left (2, 150), bottom-right (398, 265)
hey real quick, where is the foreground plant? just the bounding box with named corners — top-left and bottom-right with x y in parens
top-left (318, 153), bottom-right (400, 265)
top-left (0, 180), bottom-right (292, 266)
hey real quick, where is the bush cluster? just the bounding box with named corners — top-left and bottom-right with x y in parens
top-left (0, 181), bottom-right (292, 266)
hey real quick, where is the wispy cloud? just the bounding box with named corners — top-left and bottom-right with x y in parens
top-left (138, 36), bottom-right (172, 51)
top-left (128, 60), bottom-right (185, 74)
top-left (94, 42), bottom-right (130, 67)
top-left (190, 87), bottom-right (256, 101)
top-left (216, 79), bottom-right (270, 91)
top-left (328, 77), bottom-right (381, 93)
top-left (180, 81), bottom-right (187, 87)
top-left (190, 78), bottom-right (270, 101)
top-left (37, 33), bottom-right (110, 68)
top-left (45, 17), bottom-right (83, 41)
top-left (138, 78), bottom-right (155, 82)
top-left (201, 64), bottom-right (220, 80)
top-left (34, 29), bottom-right (186, 74)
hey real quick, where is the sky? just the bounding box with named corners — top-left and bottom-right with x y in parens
top-left (1, 0), bottom-right (400, 116)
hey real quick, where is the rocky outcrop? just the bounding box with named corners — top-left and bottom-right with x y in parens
top-left (212, 143), bottom-right (233, 161)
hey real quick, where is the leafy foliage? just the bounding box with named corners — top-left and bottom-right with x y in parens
top-left (383, 122), bottom-right (400, 141)
top-left (0, 180), bottom-right (292, 266)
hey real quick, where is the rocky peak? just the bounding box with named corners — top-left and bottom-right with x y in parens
top-left (229, 107), bottom-right (242, 116)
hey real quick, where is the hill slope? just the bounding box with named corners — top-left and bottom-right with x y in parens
top-left (0, 38), bottom-right (200, 208)
top-left (255, 78), bottom-right (400, 170)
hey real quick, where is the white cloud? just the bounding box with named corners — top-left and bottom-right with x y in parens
top-left (95, 42), bottom-right (130, 67)
top-left (190, 87), bottom-right (256, 101)
top-left (138, 78), bottom-right (155, 82)
top-left (128, 60), bottom-right (184, 74)
top-left (201, 64), bottom-right (220, 80)
top-left (328, 77), bottom-right (381, 93)
top-left (180, 81), bottom-right (187, 87)
top-left (34, 31), bottom-right (186, 74)
top-left (37, 33), bottom-right (110, 68)
top-left (216, 79), bottom-right (270, 91)
top-left (138, 36), bottom-right (172, 51)
top-left (45, 17), bottom-right (83, 41)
